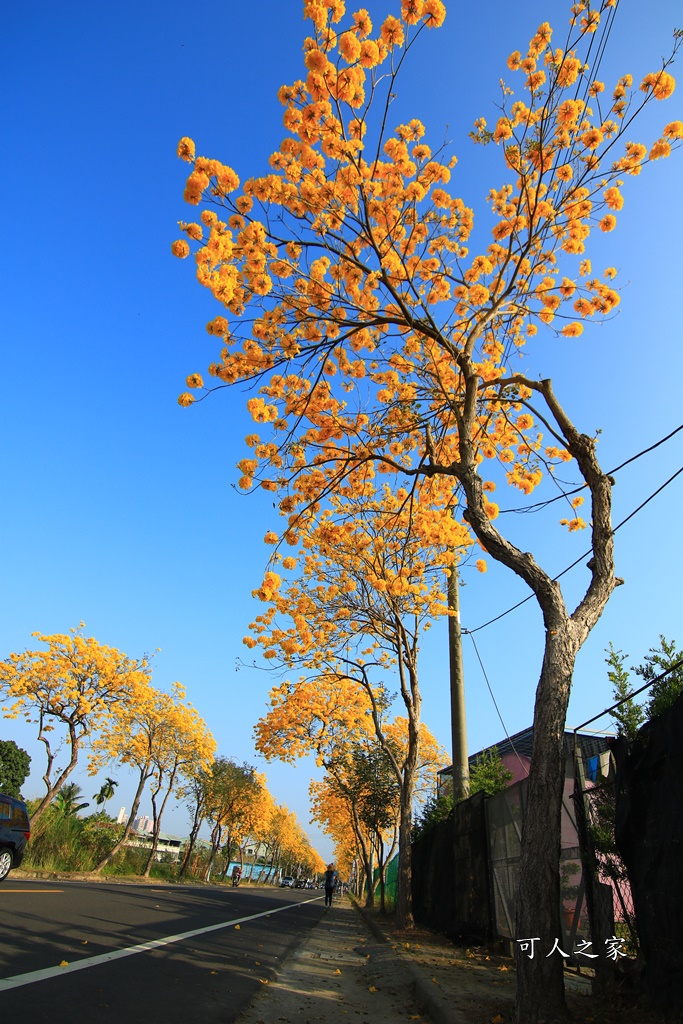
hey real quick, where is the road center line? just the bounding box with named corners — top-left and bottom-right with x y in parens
top-left (0, 896), bottom-right (322, 992)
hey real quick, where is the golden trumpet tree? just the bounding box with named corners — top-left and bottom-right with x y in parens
top-left (174, 1), bottom-right (680, 1016)
top-left (202, 757), bottom-right (263, 880)
top-left (312, 740), bottom-right (400, 908)
top-left (0, 625), bottom-right (152, 825)
top-left (256, 801), bottom-right (302, 881)
top-left (141, 687), bottom-right (216, 877)
top-left (88, 681), bottom-right (212, 872)
top-left (252, 487), bottom-right (450, 925)
top-left (309, 778), bottom-right (359, 883)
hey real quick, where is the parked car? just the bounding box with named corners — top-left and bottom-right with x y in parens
top-left (294, 878), bottom-right (307, 889)
top-left (306, 881), bottom-right (316, 889)
top-left (0, 794), bottom-right (31, 882)
top-left (280, 875), bottom-right (294, 888)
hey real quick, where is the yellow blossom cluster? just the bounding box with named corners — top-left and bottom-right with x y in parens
top-left (172, 0), bottom-right (679, 539)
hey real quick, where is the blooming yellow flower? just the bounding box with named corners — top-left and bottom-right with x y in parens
top-left (599, 214), bottom-right (616, 232)
top-left (177, 393), bottom-right (195, 407)
top-left (171, 239), bottom-right (190, 258)
top-left (649, 139), bottom-right (671, 160)
top-left (352, 9), bottom-right (372, 38)
top-left (603, 186), bottom-right (623, 210)
top-left (640, 71), bottom-right (676, 100)
top-left (185, 373), bottom-right (204, 389)
top-left (401, 0), bottom-right (425, 25)
top-left (581, 128), bottom-right (603, 150)
top-left (381, 15), bottom-right (405, 48)
top-left (423, 0), bottom-right (446, 28)
top-left (561, 322), bottom-right (583, 337)
top-left (475, 559), bottom-right (487, 573)
top-left (559, 517), bottom-right (587, 531)
top-left (177, 137), bottom-right (195, 162)
top-left (663, 120), bottom-right (683, 140)
top-left (339, 30), bottom-right (362, 63)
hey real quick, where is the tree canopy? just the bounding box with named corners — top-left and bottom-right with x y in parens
top-left (172, 2), bottom-right (680, 1017)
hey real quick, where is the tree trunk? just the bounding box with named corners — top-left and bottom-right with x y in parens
top-left (95, 765), bottom-right (152, 872)
top-left (30, 722), bottom-right (82, 827)
top-left (178, 802), bottom-right (205, 878)
top-left (143, 779), bottom-right (163, 877)
top-left (205, 823), bottom-right (223, 881)
top-left (394, 771), bottom-right (415, 928)
top-left (144, 770), bottom-right (177, 877)
top-left (514, 629), bottom-right (578, 1024)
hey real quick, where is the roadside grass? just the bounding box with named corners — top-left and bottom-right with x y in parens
top-left (21, 809), bottom-right (277, 884)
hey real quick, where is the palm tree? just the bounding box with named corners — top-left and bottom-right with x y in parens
top-left (54, 782), bottom-right (90, 817)
top-left (93, 777), bottom-right (118, 807)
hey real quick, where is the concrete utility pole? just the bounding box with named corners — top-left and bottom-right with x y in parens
top-left (448, 564), bottom-right (470, 802)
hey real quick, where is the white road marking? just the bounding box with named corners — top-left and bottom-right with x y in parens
top-left (0, 896), bottom-right (321, 991)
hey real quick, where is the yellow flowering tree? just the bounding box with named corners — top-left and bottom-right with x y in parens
top-left (0, 625), bottom-right (152, 825)
top-left (140, 685), bottom-right (216, 877)
top-left (174, 1), bottom-right (680, 1017)
top-left (309, 777), bottom-right (361, 887)
top-left (89, 680), bottom-right (186, 871)
top-left (251, 486), bottom-right (451, 925)
top-left (202, 757), bottom-right (263, 880)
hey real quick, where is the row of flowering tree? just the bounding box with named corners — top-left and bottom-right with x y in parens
top-left (172, 0), bottom-right (680, 1017)
top-left (178, 760), bottom-right (325, 881)
top-left (0, 626), bottom-right (325, 879)
top-left (250, 486), bottom-right (450, 925)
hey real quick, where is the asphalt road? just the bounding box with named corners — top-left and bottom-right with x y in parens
top-left (0, 880), bottom-right (325, 1023)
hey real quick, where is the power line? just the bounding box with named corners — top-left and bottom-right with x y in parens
top-left (467, 631), bottom-right (529, 777)
top-left (468, 463), bottom-right (683, 634)
top-left (497, 422), bottom-right (683, 515)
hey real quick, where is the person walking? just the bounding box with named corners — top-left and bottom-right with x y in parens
top-left (323, 863), bottom-right (337, 907)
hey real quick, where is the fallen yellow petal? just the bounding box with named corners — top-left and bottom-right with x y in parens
top-left (259, 978), bottom-right (269, 985)
top-left (211, 970), bottom-right (218, 975)
top-left (234, 924), bottom-right (240, 930)
top-left (81, 941), bottom-right (88, 945)
top-left (59, 961), bottom-right (69, 967)
top-left (368, 985), bottom-right (377, 993)
top-left (498, 965), bottom-right (508, 972)
top-left (334, 968), bottom-right (341, 975)
top-left (491, 1015), bottom-right (504, 1023)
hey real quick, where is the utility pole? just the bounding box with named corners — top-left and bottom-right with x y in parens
top-left (448, 563), bottom-right (470, 802)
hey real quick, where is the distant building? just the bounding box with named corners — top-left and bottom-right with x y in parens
top-left (438, 726), bottom-right (611, 793)
top-left (116, 807), bottom-right (127, 824)
top-left (126, 831), bottom-right (184, 862)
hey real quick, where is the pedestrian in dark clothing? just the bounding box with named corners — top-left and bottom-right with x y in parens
top-left (323, 863), bottom-right (337, 907)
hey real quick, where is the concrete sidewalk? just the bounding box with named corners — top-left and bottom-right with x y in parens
top-left (234, 897), bottom-right (427, 1024)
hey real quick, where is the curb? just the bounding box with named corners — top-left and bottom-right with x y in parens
top-left (350, 897), bottom-right (464, 1024)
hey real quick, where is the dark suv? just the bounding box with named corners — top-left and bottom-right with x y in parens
top-left (0, 794), bottom-right (31, 881)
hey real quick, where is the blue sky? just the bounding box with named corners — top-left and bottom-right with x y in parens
top-left (3, 0), bottom-right (682, 862)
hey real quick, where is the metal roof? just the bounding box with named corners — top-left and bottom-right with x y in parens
top-left (438, 727), bottom-right (611, 776)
